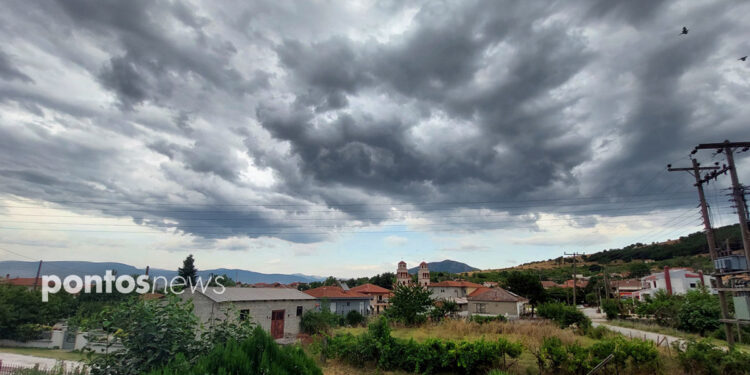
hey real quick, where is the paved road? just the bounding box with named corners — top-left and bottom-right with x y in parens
top-left (0, 352), bottom-right (83, 370)
top-left (581, 307), bottom-right (685, 349)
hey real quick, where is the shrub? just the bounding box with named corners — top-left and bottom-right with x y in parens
top-left (345, 310), bottom-right (365, 326)
top-left (148, 326), bottom-right (321, 375)
top-left (323, 316), bottom-right (522, 374)
top-left (601, 300), bottom-right (620, 320)
top-left (300, 305), bottom-right (342, 335)
top-left (675, 339), bottom-right (750, 375)
top-left (469, 314), bottom-right (507, 324)
top-left (534, 336), bottom-right (658, 375)
top-left (536, 302), bottom-right (591, 330)
top-left (14, 323), bottom-right (53, 342)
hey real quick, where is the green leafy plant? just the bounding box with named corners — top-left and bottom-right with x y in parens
top-left (385, 284), bottom-right (433, 326)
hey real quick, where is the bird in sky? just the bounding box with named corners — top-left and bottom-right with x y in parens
top-left (739, 56), bottom-right (748, 61)
top-left (681, 26), bottom-right (688, 35)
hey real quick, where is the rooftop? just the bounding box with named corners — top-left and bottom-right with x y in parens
top-left (192, 287), bottom-right (315, 303)
top-left (303, 286), bottom-right (369, 299)
top-left (428, 280), bottom-right (483, 288)
top-left (350, 283), bottom-right (391, 295)
top-left (468, 287), bottom-right (528, 303)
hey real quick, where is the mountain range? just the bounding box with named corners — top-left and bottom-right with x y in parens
top-left (0, 261), bottom-right (324, 284)
top-left (407, 259), bottom-right (479, 274)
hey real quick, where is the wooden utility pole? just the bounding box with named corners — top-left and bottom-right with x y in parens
top-left (33, 260), bottom-right (43, 291)
top-left (668, 159), bottom-right (733, 345)
top-left (564, 252), bottom-right (583, 306)
top-left (693, 141), bottom-right (750, 264)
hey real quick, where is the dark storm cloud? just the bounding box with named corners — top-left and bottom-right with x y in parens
top-left (1, 0), bottom-right (749, 243)
top-left (0, 50), bottom-right (33, 83)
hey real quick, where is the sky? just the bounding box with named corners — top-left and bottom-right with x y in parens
top-left (1, 0), bottom-right (749, 279)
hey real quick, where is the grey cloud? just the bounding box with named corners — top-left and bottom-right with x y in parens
top-left (0, 50), bottom-right (33, 83)
top-left (1, 0), bottom-right (749, 245)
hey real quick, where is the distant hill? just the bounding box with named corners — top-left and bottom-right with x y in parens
top-left (408, 259), bottom-right (479, 274)
top-left (0, 261), bottom-right (324, 284)
top-left (585, 223), bottom-right (742, 263)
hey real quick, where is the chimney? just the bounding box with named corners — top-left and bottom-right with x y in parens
top-left (664, 266), bottom-right (672, 295)
top-left (698, 270), bottom-right (705, 286)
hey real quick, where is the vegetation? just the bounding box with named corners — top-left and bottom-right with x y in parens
top-left (469, 314), bottom-right (507, 324)
top-left (321, 317), bottom-right (522, 374)
top-left (148, 326), bottom-right (321, 375)
top-left (300, 301), bottom-right (344, 335)
top-left (534, 335), bottom-right (659, 375)
top-left (85, 295), bottom-right (255, 375)
top-left (675, 340), bottom-right (750, 375)
top-left (385, 284), bottom-right (433, 325)
top-left (503, 271), bottom-right (545, 315)
top-left (0, 284), bottom-right (77, 340)
top-left (586, 224), bottom-right (741, 263)
top-left (601, 299), bottom-right (621, 320)
top-left (177, 254), bottom-right (197, 286)
top-left (536, 302), bottom-right (591, 330)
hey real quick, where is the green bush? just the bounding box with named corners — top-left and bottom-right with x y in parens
top-left (148, 326), bottom-right (321, 375)
top-left (469, 314), bottom-right (507, 324)
top-left (601, 300), bottom-right (620, 320)
top-left (536, 302), bottom-right (591, 330)
top-left (534, 336), bottom-right (659, 375)
top-left (345, 310), bottom-right (365, 326)
top-left (322, 316), bottom-right (522, 374)
top-left (678, 289), bottom-right (720, 335)
top-left (675, 339), bottom-right (750, 375)
top-left (300, 304), bottom-right (342, 334)
top-left (14, 323), bottom-right (52, 342)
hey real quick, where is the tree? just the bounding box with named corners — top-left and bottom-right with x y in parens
top-left (678, 288), bottom-right (720, 335)
top-left (504, 271), bottom-right (545, 315)
top-left (178, 254), bottom-right (198, 286)
top-left (86, 296), bottom-right (254, 375)
top-left (386, 284), bottom-right (433, 325)
top-left (627, 262), bottom-right (651, 278)
top-left (369, 272), bottom-right (396, 289)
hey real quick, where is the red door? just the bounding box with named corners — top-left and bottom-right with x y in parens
top-left (271, 310), bottom-right (285, 339)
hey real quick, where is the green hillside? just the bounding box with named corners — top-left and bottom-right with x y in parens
top-left (586, 224), bottom-right (743, 263)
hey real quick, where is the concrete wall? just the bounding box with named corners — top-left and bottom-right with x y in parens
top-left (468, 301), bottom-right (522, 318)
top-left (0, 330), bottom-right (63, 349)
top-left (429, 286), bottom-right (466, 300)
top-left (183, 293), bottom-right (318, 338)
top-left (323, 298), bottom-right (369, 316)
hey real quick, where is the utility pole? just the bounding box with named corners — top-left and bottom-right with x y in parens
top-left (564, 252), bottom-right (583, 306)
top-left (693, 141), bottom-right (750, 264)
top-left (668, 159), bottom-right (733, 345)
top-left (33, 260), bottom-right (43, 291)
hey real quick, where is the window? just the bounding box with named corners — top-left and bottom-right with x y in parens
top-left (296, 306), bottom-right (303, 316)
top-left (475, 303), bottom-right (486, 313)
top-left (346, 301), bottom-right (350, 306)
top-left (689, 283), bottom-right (696, 288)
top-left (239, 309), bottom-right (250, 321)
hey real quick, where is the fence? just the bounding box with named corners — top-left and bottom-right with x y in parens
top-left (0, 360), bottom-right (87, 375)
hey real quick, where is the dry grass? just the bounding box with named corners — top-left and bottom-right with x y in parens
top-left (334, 319), bottom-right (590, 351)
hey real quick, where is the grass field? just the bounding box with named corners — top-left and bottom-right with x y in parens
top-left (0, 347), bottom-right (89, 362)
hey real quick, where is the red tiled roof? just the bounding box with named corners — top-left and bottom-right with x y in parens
top-left (468, 287), bottom-right (528, 303)
top-left (0, 277), bottom-right (52, 287)
top-left (350, 283), bottom-right (391, 294)
top-left (303, 286), bottom-right (369, 299)
top-left (560, 279), bottom-right (589, 288)
top-left (428, 280), bottom-right (483, 288)
top-left (541, 281), bottom-right (559, 288)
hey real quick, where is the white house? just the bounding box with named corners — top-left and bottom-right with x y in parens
top-left (635, 267), bottom-right (716, 300)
